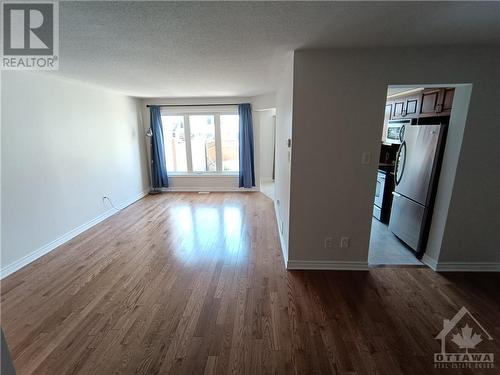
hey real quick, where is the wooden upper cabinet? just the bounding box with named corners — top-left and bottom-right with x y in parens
top-left (392, 93), bottom-right (421, 119)
top-left (442, 88), bottom-right (454, 113)
top-left (392, 99), bottom-right (406, 118)
top-left (404, 94), bottom-right (420, 117)
top-left (382, 102), bottom-right (393, 143)
top-left (384, 88), bottom-right (454, 131)
top-left (420, 89), bottom-right (441, 115)
top-left (420, 88), bottom-right (455, 116)
top-left (384, 102), bottom-right (393, 124)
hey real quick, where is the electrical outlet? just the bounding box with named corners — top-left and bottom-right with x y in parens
top-left (340, 237), bottom-right (350, 248)
top-left (324, 237), bottom-right (333, 249)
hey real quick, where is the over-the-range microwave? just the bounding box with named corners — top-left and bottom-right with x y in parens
top-left (384, 118), bottom-right (416, 144)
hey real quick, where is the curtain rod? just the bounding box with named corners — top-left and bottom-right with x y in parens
top-left (146, 103), bottom-right (241, 108)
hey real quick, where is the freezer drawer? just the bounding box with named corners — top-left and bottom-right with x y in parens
top-left (388, 193), bottom-right (425, 251)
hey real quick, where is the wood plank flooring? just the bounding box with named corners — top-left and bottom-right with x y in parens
top-left (1, 192), bottom-right (499, 375)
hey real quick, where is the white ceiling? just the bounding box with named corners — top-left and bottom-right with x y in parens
top-left (49, 1), bottom-right (500, 98)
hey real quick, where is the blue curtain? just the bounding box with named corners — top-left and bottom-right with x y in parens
top-left (238, 103), bottom-right (255, 188)
top-left (150, 106), bottom-right (169, 189)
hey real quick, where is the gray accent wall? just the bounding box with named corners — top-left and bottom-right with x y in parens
top-left (289, 46), bottom-right (500, 266)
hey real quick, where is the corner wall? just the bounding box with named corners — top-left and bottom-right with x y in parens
top-left (274, 54), bottom-right (294, 261)
top-left (1, 71), bottom-right (149, 277)
top-left (289, 46), bottom-right (500, 270)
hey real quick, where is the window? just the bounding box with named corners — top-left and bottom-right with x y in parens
top-left (220, 115), bottom-right (239, 171)
top-left (162, 115), bottom-right (187, 172)
top-left (189, 115), bottom-right (216, 172)
top-left (161, 108), bottom-right (239, 175)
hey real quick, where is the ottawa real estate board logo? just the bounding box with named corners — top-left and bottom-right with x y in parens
top-left (435, 306), bottom-right (494, 369)
top-left (1, 1), bottom-right (59, 70)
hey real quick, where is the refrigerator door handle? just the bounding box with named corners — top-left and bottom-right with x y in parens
top-left (392, 192), bottom-right (402, 197)
top-left (395, 141), bottom-right (407, 186)
top-left (398, 124), bottom-right (406, 143)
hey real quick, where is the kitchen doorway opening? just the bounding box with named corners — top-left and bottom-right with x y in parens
top-left (259, 109), bottom-right (277, 201)
top-left (368, 84), bottom-right (461, 266)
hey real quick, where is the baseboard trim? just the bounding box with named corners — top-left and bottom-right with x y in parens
top-left (422, 254), bottom-right (438, 271)
top-left (0, 190), bottom-right (148, 279)
top-left (286, 260), bottom-right (369, 271)
top-left (434, 262), bottom-right (500, 272)
top-left (160, 187), bottom-right (259, 192)
top-left (260, 178), bottom-right (274, 183)
top-left (273, 201), bottom-right (288, 268)
top-left (421, 254), bottom-right (499, 272)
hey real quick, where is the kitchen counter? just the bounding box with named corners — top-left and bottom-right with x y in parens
top-left (378, 163), bottom-right (395, 173)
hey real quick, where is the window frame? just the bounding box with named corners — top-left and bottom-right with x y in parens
top-left (160, 106), bottom-right (239, 176)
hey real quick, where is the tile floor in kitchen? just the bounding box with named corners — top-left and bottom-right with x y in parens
top-left (369, 217), bottom-right (423, 265)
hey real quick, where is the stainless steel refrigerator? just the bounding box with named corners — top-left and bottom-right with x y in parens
top-left (388, 123), bottom-right (446, 258)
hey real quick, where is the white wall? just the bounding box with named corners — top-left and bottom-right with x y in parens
top-left (252, 92), bottom-right (276, 111)
top-left (288, 46), bottom-right (500, 269)
top-left (140, 94), bottom-right (276, 192)
top-left (1, 71), bottom-right (149, 276)
top-left (274, 54), bottom-right (294, 260)
top-left (424, 84), bottom-right (472, 265)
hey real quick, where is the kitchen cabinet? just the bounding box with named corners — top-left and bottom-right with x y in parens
top-left (420, 88), bottom-right (455, 117)
top-left (384, 102), bottom-right (393, 123)
top-left (404, 94), bottom-right (420, 117)
top-left (392, 93), bottom-right (421, 119)
top-left (392, 99), bottom-right (405, 119)
top-left (442, 88), bottom-right (454, 113)
top-left (420, 88), bottom-right (441, 116)
top-left (381, 102), bottom-right (393, 143)
top-left (382, 87), bottom-right (454, 143)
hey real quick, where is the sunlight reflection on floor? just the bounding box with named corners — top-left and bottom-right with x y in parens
top-left (169, 204), bottom-right (246, 263)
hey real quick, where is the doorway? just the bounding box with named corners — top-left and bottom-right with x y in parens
top-left (368, 85), bottom-right (455, 265)
top-left (259, 109), bottom-right (276, 200)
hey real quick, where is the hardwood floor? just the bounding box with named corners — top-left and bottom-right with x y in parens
top-left (1, 192), bottom-right (499, 375)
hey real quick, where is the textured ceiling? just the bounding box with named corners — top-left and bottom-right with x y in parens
top-left (49, 1), bottom-right (500, 97)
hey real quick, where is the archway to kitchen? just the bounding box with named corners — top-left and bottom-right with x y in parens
top-left (368, 84), bottom-right (472, 267)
